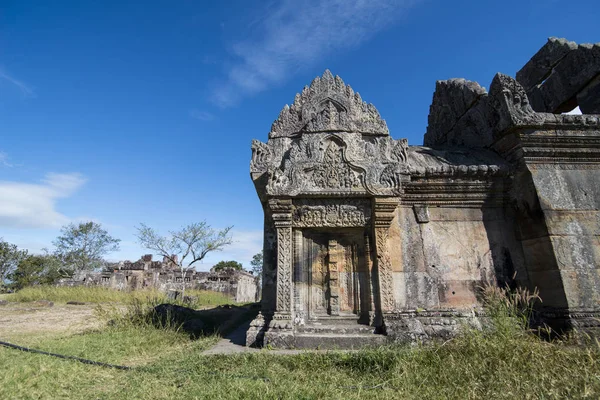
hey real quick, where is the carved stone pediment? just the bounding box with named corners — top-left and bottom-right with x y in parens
top-left (256, 133), bottom-right (408, 197)
top-left (269, 70), bottom-right (389, 138)
top-left (251, 71), bottom-right (409, 199)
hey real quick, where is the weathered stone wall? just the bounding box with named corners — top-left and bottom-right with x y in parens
top-left (391, 206), bottom-right (527, 312)
top-left (249, 38), bottom-right (600, 348)
top-left (531, 166), bottom-right (600, 309)
top-left (492, 125), bottom-right (600, 321)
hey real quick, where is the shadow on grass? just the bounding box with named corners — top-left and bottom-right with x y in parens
top-left (150, 303), bottom-right (260, 340)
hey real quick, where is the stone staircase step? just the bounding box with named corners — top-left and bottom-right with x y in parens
top-left (294, 333), bottom-right (387, 350)
top-left (296, 324), bottom-right (375, 335)
top-left (308, 315), bottom-right (365, 325)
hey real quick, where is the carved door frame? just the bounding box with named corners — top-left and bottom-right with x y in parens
top-left (294, 227), bottom-right (370, 322)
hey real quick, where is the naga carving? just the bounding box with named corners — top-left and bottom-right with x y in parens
top-left (250, 139), bottom-right (272, 173)
top-left (489, 73), bottom-right (546, 131)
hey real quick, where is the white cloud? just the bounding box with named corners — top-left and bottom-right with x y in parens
top-left (0, 173), bottom-right (87, 228)
top-left (212, 0), bottom-right (418, 107)
top-left (189, 109), bottom-right (215, 121)
top-left (0, 69), bottom-right (35, 97)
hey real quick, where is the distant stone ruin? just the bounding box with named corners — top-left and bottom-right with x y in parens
top-left (247, 38), bottom-right (600, 349)
top-left (58, 255), bottom-right (258, 303)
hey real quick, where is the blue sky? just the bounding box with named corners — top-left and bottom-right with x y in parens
top-left (0, 0), bottom-right (598, 270)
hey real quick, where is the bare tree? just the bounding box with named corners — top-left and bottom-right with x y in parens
top-left (135, 222), bottom-right (233, 299)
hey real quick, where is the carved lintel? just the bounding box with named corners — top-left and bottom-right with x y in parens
top-left (292, 198), bottom-right (371, 228)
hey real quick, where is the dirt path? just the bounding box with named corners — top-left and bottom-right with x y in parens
top-left (0, 302), bottom-right (102, 343)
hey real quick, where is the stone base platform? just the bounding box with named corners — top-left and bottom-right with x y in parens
top-left (247, 310), bottom-right (484, 349)
top-left (246, 308), bottom-right (600, 349)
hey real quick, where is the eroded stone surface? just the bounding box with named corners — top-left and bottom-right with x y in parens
top-left (516, 37), bottom-right (600, 114)
top-left (250, 39), bottom-right (600, 348)
top-left (516, 37), bottom-right (578, 91)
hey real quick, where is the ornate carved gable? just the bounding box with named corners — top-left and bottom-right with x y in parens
top-left (251, 71), bottom-right (409, 199)
top-left (269, 70), bottom-right (389, 138)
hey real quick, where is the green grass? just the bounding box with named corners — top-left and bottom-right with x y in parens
top-left (1, 325), bottom-right (599, 399)
top-left (2, 285), bottom-right (600, 399)
top-left (4, 285), bottom-right (233, 307)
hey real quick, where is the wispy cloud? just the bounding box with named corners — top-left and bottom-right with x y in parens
top-left (211, 0), bottom-right (418, 107)
top-left (0, 173), bottom-right (87, 228)
top-left (0, 151), bottom-right (15, 168)
top-left (189, 109), bottom-right (215, 121)
top-left (0, 69), bottom-right (35, 97)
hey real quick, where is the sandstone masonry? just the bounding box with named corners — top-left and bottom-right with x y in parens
top-left (247, 38), bottom-right (600, 349)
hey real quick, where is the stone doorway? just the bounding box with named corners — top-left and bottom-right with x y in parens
top-left (294, 229), bottom-right (371, 324)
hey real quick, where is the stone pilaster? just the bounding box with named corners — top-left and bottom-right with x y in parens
top-left (372, 197), bottom-right (399, 313)
top-left (269, 198), bottom-right (294, 318)
top-left (327, 239), bottom-right (340, 316)
top-left (364, 234), bottom-right (378, 326)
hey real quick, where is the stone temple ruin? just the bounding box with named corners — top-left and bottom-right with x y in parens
top-left (247, 38), bottom-right (600, 348)
top-left (59, 254), bottom-right (258, 303)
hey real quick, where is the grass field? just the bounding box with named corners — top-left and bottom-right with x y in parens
top-left (1, 286), bottom-right (600, 399)
top-left (3, 285), bottom-right (233, 308)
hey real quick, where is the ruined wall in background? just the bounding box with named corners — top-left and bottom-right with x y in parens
top-left (57, 256), bottom-right (259, 304)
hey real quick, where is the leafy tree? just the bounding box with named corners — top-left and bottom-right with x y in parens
top-left (250, 250), bottom-right (263, 286)
top-left (213, 260), bottom-right (243, 271)
top-left (53, 221), bottom-right (121, 273)
top-left (136, 221), bottom-right (233, 298)
top-left (9, 252), bottom-right (65, 290)
top-left (0, 239), bottom-right (28, 290)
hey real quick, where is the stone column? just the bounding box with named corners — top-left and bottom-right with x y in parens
top-left (373, 197), bottom-right (399, 314)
